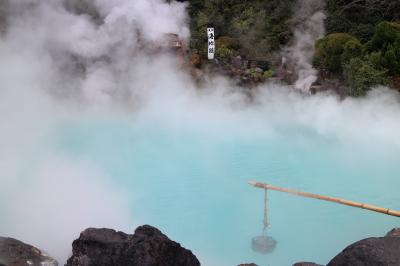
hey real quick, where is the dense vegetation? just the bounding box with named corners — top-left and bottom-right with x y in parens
top-left (316, 0), bottom-right (400, 96)
top-left (182, 0), bottom-right (400, 96)
top-left (185, 0), bottom-right (294, 60)
top-left (326, 0), bottom-right (400, 42)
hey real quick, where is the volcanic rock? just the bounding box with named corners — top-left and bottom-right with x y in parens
top-left (0, 237), bottom-right (57, 266)
top-left (327, 229), bottom-right (400, 266)
top-left (293, 263), bottom-right (322, 266)
top-left (66, 225), bottom-right (200, 266)
top-left (386, 228), bottom-right (400, 238)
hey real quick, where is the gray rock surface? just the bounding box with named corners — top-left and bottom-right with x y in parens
top-left (66, 225), bottom-right (200, 266)
top-left (327, 229), bottom-right (400, 266)
top-left (293, 262), bottom-right (322, 266)
top-left (0, 237), bottom-right (58, 266)
top-left (386, 228), bottom-right (400, 238)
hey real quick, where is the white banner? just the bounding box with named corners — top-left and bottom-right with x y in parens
top-left (207, 27), bottom-right (215, 60)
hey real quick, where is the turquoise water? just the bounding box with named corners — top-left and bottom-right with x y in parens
top-left (54, 108), bottom-right (400, 266)
top-left (1, 1), bottom-right (399, 264)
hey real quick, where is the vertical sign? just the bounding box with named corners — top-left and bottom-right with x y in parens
top-left (207, 27), bottom-right (215, 60)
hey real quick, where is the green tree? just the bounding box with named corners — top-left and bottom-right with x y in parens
top-left (325, 0), bottom-right (400, 41)
top-left (187, 0), bottom-right (294, 59)
top-left (341, 38), bottom-right (363, 64)
top-left (314, 33), bottom-right (360, 73)
top-left (366, 22), bottom-right (400, 76)
top-left (366, 21), bottom-right (400, 51)
top-left (344, 57), bottom-right (388, 96)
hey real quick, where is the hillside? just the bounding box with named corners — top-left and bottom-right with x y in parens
top-left (184, 0), bottom-right (400, 95)
top-left (2, 0), bottom-right (398, 95)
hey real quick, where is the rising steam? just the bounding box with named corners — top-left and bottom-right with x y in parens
top-left (0, 0), bottom-right (400, 265)
top-left (0, 0), bottom-right (190, 262)
top-left (282, 0), bottom-right (326, 92)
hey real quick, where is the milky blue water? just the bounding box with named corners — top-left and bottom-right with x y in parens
top-left (55, 112), bottom-right (400, 266)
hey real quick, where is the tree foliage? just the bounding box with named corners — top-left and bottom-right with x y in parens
top-left (185, 0), bottom-right (294, 60)
top-left (314, 33), bottom-right (359, 73)
top-left (325, 0), bottom-right (400, 42)
top-left (181, 0), bottom-right (400, 94)
top-left (315, 21), bottom-right (400, 96)
top-left (345, 57), bottom-right (388, 96)
top-left (365, 22), bottom-right (400, 76)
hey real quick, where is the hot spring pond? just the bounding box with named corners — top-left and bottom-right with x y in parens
top-left (52, 111), bottom-right (400, 266)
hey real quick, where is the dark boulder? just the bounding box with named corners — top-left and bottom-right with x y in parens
top-left (293, 263), bottom-right (322, 266)
top-left (328, 229), bottom-right (400, 266)
top-left (66, 225), bottom-right (200, 266)
top-left (0, 237), bottom-right (58, 266)
top-left (386, 228), bottom-right (400, 238)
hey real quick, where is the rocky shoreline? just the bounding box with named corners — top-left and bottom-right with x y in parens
top-left (1, 226), bottom-right (399, 266)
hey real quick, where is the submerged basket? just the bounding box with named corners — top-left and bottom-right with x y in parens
top-left (251, 235), bottom-right (277, 254)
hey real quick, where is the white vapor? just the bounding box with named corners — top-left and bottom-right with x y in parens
top-left (283, 0), bottom-right (326, 92)
top-left (0, 0), bottom-right (190, 263)
top-left (1, 0), bottom-right (400, 265)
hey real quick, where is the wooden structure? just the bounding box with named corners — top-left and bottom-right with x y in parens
top-left (248, 181), bottom-right (400, 217)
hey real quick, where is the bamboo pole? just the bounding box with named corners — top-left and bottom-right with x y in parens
top-left (248, 180), bottom-right (400, 218)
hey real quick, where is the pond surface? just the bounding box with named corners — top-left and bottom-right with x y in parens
top-left (54, 106), bottom-right (400, 266)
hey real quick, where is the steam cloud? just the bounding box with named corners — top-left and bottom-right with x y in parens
top-left (283, 0), bottom-right (326, 92)
top-left (0, 0), bottom-right (190, 262)
top-left (1, 0), bottom-right (400, 264)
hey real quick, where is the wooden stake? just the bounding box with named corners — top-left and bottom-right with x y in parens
top-left (248, 181), bottom-right (400, 218)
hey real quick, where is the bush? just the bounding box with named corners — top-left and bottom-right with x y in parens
top-left (349, 24), bottom-right (376, 43)
top-left (314, 21), bottom-right (399, 96)
top-left (365, 22), bottom-right (400, 76)
top-left (216, 45), bottom-right (234, 58)
top-left (262, 70), bottom-right (274, 80)
top-left (344, 58), bottom-right (388, 96)
top-left (382, 44), bottom-right (400, 76)
top-left (366, 21), bottom-right (400, 52)
top-left (216, 36), bottom-right (240, 49)
top-left (314, 33), bottom-right (360, 74)
top-left (249, 68), bottom-right (261, 79)
top-left (325, 0), bottom-right (400, 39)
top-left (341, 38), bottom-right (363, 64)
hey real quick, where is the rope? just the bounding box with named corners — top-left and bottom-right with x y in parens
top-left (263, 188), bottom-right (270, 235)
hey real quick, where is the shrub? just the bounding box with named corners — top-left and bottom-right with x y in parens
top-left (349, 23), bottom-right (376, 43)
top-left (382, 44), bottom-right (400, 75)
top-left (216, 45), bottom-right (234, 58)
top-left (216, 36), bottom-right (240, 49)
top-left (262, 70), bottom-right (274, 80)
top-left (341, 38), bottom-right (363, 64)
top-left (344, 58), bottom-right (388, 96)
top-left (366, 21), bottom-right (400, 51)
top-left (365, 22), bottom-right (400, 75)
top-left (314, 33), bottom-right (360, 74)
top-left (325, 0), bottom-right (400, 37)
